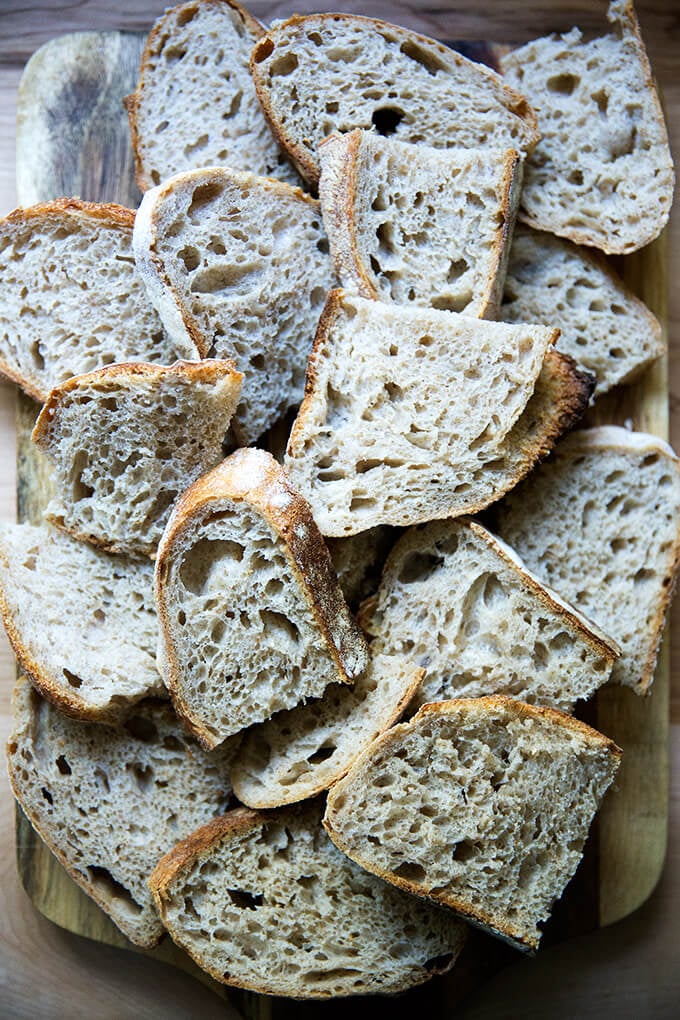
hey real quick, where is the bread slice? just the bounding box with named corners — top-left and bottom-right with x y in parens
top-left (0, 198), bottom-right (197, 403)
top-left (501, 1), bottom-right (674, 253)
top-left (125, 0), bottom-right (298, 191)
top-left (32, 359), bottom-right (242, 559)
top-left (231, 653), bottom-right (422, 809)
top-left (250, 13), bottom-right (539, 187)
top-left (0, 523), bottom-right (162, 722)
top-left (155, 448), bottom-right (369, 749)
top-left (319, 130), bottom-right (522, 318)
top-left (360, 518), bottom-right (619, 714)
top-left (148, 800), bottom-right (468, 997)
top-left (133, 166), bottom-right (334, 443)
top-left (284, 290), bottom-right (591, 536)
top-left (502, 227), bottom-right (664, 396)
top-left (495, 426), bottom-right (680, 694)
top-left (7, 680), bottom-right (240, 947)
top-left (324, 696), bottom-right (622, 951)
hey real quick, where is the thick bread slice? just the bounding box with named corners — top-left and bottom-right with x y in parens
top-left (502, 227), bottom-right (664, 395)
top-left (327, 525), bottom-right (398, 610)
top-left (155, 449), bottom-right (369, 749)
top-left (125, 0), bottom-right (298, 191)
top-left (148, 800), bottom-right (467, 997)
top-left (319, 130), bottom-right (522, 318)
top-left (133, 166), bottom-right (334, 443)
top-left (231, 653), bottom-right (422, 809)
top-left (284, 290), bottom-right (589, 536)
top-left (324, 696), bottom-right (622, 952)
top-left (32, 359), bottom-right (242, 559)
top-left (7, 681), bottom-right (239, 948)
top-left (360, 518), bottom-right (619, 714)
top-left (495, 426), bottom-right (680, 694)
top-left (0, 199), bottom-right (196, 402)
top-left (501, 1), bottom-right (674, 253)
top-left (250, 13), bottom-right (539, 187)
top-left (0, 524), bottom-right (162, 722)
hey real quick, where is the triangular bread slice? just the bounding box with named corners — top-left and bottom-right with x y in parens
top-left (324, 696), bottom-right (622, 951)
top-left (0, 199), bottom-right (197, 402)
top-left (360, 518), bottom-right (619, 714)
top-left (7, 680), bottom-right (240, 947)
top-left (319, 130), bottom-right (522, 318)
top-left (133, 166), bottom-right (334, 443)
top-left (32, 359), bottom-right (242, 559)
top-left (250, 13), bottom-right (539, 186)
top-left (0, 523), bottom-right (162, 722)
top-left (495, 426), bottom-right (680, 693)
top-left (154, 448), bottom-right (369, 749)
top-left (148, 800), bottom-right (468, 997)
top-left (501, 1), bottom-right (674, 253)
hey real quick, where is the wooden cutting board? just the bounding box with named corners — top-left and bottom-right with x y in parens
top-left (12, 23), bottom-right (669, 1018)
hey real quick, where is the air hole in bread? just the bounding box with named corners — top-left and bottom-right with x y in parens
top-left (547, 73), bottom-right (580, 96)
top-left (307, 743), bottom-right (336, 765)
top-left (127, 762), bottom-right (155, 792)
top-left (190, 262), bottom-right (261, 295)
top-left (63, 668), bottom-right (83, 689)
top-left (55, 755), bottom-right (71, 775)
top-left (187, 182), bottom-right (224, 222)
top-left (260, 609), bottom-right (300, 648)
top-left (397, 551), bottom-right (444, 584)
top-left (393, 860), bottom-right (427, 883)
top-left (269, 52), bottom-right (299, 77)
top-left (178, 245), bottom-right (200, 272)
top-left (447, 258), bottom-right (469, 284)
top-left (398, 39), bottom-right (447, 75)
top-left (41, 787), bottom-right (53, 805)
top-left (371, 107), bottom-right (404, 136)
top-left (253, 37), bottom-right (274, 62)
top-left (124, 716), bottom-right (159, 743)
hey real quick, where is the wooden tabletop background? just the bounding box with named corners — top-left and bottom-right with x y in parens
top-left (0, 1), bottom-right (678, 1017)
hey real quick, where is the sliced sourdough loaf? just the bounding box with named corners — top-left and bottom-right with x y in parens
top-left (125, 0), bottom-right (298, 191)
top-left (133, 166), bottom-right (334, 443)
top-left (502, 227), bottom-right (664, 395)
top-left (501, 0), bottom-right (674, 253)
top-left (319, 130), bottom-right (522, 318)
top-left (360, 519), bottom-right (619, 713)
top-left (326, 525), bottom-right (398, 609)
top-left (0, 199), bottom-right (195, 402)
top-left (0, 523), bottom-right (161, 722)
top-left (250, 13), bottom-right (539, 187)
top-left (284, 290), bottom-right (591, 536)
top-left (324, 696), bottom-right (622, 951)
top-left (495, 426), bottom-right (680, 694)
top-left (231, 653), bottom-right (422, 809)
top-left (32, 359), bottom-right (242, 559)
top-left (155, 448), bottom-right (369, 749)
top-left (7, 680), bottom-right (239, 947)
top-left (148, 800), bottom-right (467, 997)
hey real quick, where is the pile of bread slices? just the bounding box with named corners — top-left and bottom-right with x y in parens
top-left (1, 0), bottom-right (679, 1001)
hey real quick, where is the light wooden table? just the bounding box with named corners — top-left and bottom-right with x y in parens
top-left (0, 2), bottom-right (678, 1017)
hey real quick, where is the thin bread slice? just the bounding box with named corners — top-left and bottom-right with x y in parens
top-left (360, 518), bottom-right (619, 714)
top-left (125, 0), bottom-right (298, 191)
top-left (231, 652), bottom-right (422, 809)
top-left (319, 130), bottom-right (522, 318)
top-left (250, 13), bottom-right (539, 187)
top-left (133, 166), bottom-right (334, 443)
top-left (0, 523), bottom-right (162, 722)
top-left (7, 680), bottom-right (239, 948)
top-left (502, 227), bottom-right (664, 395)
top-left (148, 800), bottom-right (467, 997)
top-left (501, 0), bottom-right (674, 253)
top-left (0, 198), bottom-right (197, 402)
top-left (324, 696), bottom-right (622, 951)
top-left (32, 359), bottom-right (242, 559)
top-left (154, 448), bottom-right (369, 749)
top-left (495, 426), bottom-right (680, 694)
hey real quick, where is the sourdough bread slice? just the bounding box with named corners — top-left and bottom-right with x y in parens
top-left (32, 359), bottom-right (242, 559)
top-left (0, 199), bottom-right (196, 402)
top-left (360, 518), bottom-right (618, 714)
top-left (148, 800), bottom-right (467, 997)
top-left (7, 680), bottom-right (239, 947)
top-left (231, 653), bottom-right (422, 809)
top-left (155, 448), bottom-right (369, 749)
top-left (133, 166), bottom-right (334, 443)
top-left (502, 227), bottom-right (664, 395)
top-left (0, 523), bottom-right (162, 722)
top-left (250, 13), bottom-right (539, 187)
top-left (501, 1), bottom-right (674, 253)
top-left (319, 130), bottom-right (522, 318)
top-left (125, 0), bottom-right (298, 191)
top-left (324, 696), bottom-right (622, 951)
top-left (495, 426), bottom-right (680, 694)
